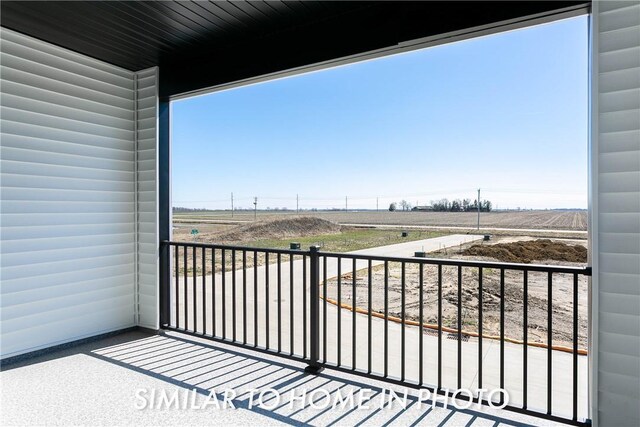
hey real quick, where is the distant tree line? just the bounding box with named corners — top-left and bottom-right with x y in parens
top-left (388, 198), bottom-right (493, 212)
top-left (430, 198), bottom-right (492, 212)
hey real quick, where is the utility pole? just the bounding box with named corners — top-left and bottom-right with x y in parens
top-left (345, 196), bottom-right (348, 212)
top-left (296, 194), bottom-right (299, 213)
top-left (231, 192), bottom-right (234, 217)
top-left (253, 197), bottom-right (258, 221)
top-left (376, 197), bottom-right (379, 211)
top-left (477, 188), bottom-right (481, 230)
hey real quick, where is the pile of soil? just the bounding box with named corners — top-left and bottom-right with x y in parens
top-left (462, 239), bottom-right (587, 264)
top-left (213, 217), bottom-right (341, 243)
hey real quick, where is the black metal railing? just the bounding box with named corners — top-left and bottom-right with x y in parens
top-left (161, 240), bottom-right (591, 425)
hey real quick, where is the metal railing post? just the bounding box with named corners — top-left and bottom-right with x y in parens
top-left (305, 245), bottom-right (324, 374)
top-left (159, 240), bottom-right (170, 328)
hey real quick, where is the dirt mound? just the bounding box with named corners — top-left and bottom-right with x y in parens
top-left (214, 217), bottom-right (341, 242)
top-left (462, 239), bottom-right (587, 264)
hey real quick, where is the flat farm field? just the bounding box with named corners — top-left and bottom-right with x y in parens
top-left (174, 209), bottom-right (587, 231)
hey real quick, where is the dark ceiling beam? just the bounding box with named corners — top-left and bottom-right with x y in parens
top-left (159, 1), bottom-right (589, 98)
top-left (0, 1), bottom-right (590, 99)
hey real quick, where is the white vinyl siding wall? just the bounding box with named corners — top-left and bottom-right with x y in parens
top-left (592, 1), bottom-right (640, 426)
top-left (135, 67), bottom-right (159, 329)
top-left (0, 28), bottom-right (150, 358)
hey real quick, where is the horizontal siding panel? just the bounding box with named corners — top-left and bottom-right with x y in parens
top-left (598, 150), bottom-right (640, 173)
top-left (599, 129), bottom-right (640, 153)
top-left (598, 390), bottom-right (640, 426)
top-left (0, 120), bottom-right (133, 151)
top-left (599, 351), bottom-right (640, 378)
top-left (598, 171), bottom-right (640, 193)
top-left (599, 312), bottom-right (640, 345)
top-left (599, 331), bottom-right (640, 360)
top-left (1, 146), bottom-right (133, 172)
top-left (598, 108), bottom-right (640, 133)
top-left (0, 305), bottom-right (135, 358)
top-left (1, 106), bottom-right (134, 140)
top-left (599, 24), bottom-right (640, 54)
top-left (1, 274), bottom-right (132, 308)
top-left (0, 51), bottom-right (133, 99)
top-left (1, 200), bottom-right (133, 214)
top-left (1, 80), bottom-right (133, 120)
top-left (1, 92), bottom-right (133, 130)
top-left (0, 29), bottom-right (136, 358)
top-left (1, 173), bottom-right (133, 192)
top-left (1, 243), bottom-right (134, 268)
top-left (2, 283), bottom-right (133, 323)
top-left (599, 252), bottom-right (640, 275)
top-left (598, 212), bottom-right (640, 233)
top-left (598, 370), bottom-right (640, 399)
top-left (2, 264), bottom-right (133, 295)
top-left (1, 28), bottom-right (132, 79)
top-left (599, 88), bottom-right (640, 113)
top-left (599, 67), bottom-right (640, 93)
top-left (595, 3), bottom-right (640, 424)
top-left (599, 4), bottom-right (640, 32)
top-left (1, 133), bottom-right (133, 161)
top-left (599, 291), bottom-right (640, 317)
top-left (1, 233), bottom-right (133, 253)
top-left (0, 38), bottom-right (134, 88)
top-left (598, 231), bottom-right (640, 255)
top-left (0, 159), bottom-right (133, 182)
top-left (598, 191), bottom-right (640, 213)
top-left (135, 67), bottom-right (158, 330)
top-left (1, 253), bottom-right (134, 281)
top-left (0, 66), bottom-right (133, 110)
top-left (1, 187), bottom-right (133, 203)
top-left (599, 271), bottom-right (640, 296)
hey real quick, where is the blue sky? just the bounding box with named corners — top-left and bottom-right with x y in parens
top-left (172, 16), bottom-right (588, 210)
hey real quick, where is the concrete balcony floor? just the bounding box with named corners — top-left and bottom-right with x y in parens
top-left (1, 330), bottom-right (571, 426)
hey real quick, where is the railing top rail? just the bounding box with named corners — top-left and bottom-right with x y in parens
top-left (163, 240), bottom-right (591, 275)
top-left (164, 240), bottom-right (303, 255)
top-left (317, 250), bottom-right (592, 275)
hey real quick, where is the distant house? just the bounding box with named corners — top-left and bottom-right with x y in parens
top-left (411, 205), bottom-right (434, 211)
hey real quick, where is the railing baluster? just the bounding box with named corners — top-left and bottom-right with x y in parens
top-left (265, 252), bottom-right (269, 349)
top-left (222, 249), bottom-right (226, 339)
top-left (523, 270), bottom-right (529, 409)
top-left (500, 269), bottom-right (505, 405)
top-left (253, 250), bottom-right (258, 347)
top-left (243, 250), bottom-right (247, 345)
top-left (175, 245), bottom-right (179, 329)
top-left (367, 259), bottom-right (372, 374)
top-left (401, 261), bottom-right (406, 382)
top-left (547, 271), bottom-right (553, 415)
top-left (303, 254), bottom-right (307, 359)
top-left (323, 256), bottom-right (327, 363)
top-left (193, 246), bottom-right (197, 332)
top-left (457, 265), bottom-right (462, 390)
top-left (573, 273), bottom-right (579, 421)
top-left (184, 244), bottom-right (188, 331)
top-left (277, 253), bottom-right (282, 352)
top-left (478, 267), bottom-right (483, 389)
top-left (290, 253), bottom-right (295, 356)
top-left (419, 262), bottom-right (424, 385)
top-left (352, 258), bottom-right (356, 370)
top-left (438, 264), bottom-right (442, 390)
top-left (202, 247), bottom-right (206, 335)
top-left (232, 249), bottom-right (237, 342)
top-left (384, 260), bottom-right (389, 378)
top-left (337, 257), bottom-right (342, 366)
top-left (213, 248), bottom-right (216, 336)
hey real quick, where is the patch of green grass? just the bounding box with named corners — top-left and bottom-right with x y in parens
top-left (242, 228), bottom-right (446, 253)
